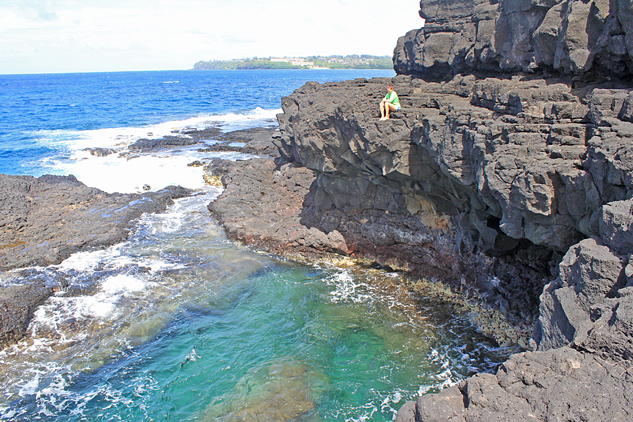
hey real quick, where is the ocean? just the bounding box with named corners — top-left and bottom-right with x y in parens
top-left (0, 69), bottom-right (509, 421)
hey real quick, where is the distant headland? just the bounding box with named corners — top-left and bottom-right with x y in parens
top-left (192, 55), bottom-right (392, 70)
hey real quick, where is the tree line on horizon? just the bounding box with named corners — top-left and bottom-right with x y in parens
top-left (193, 55), bottom-right (393, 70)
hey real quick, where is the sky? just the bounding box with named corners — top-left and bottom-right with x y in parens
top-left (0, 0), bottom-right (424, 74)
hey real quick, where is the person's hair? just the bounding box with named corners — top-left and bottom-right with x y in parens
top-left (387, 84), bottom-right (393, 89)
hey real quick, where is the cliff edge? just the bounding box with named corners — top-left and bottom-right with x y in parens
top-left (206, 1), bottom-right (633, 419)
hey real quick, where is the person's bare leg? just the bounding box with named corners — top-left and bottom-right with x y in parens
top-left (385, 103), bottom-right (397, 119)
top-left (380, 101), bottom-right (386, 118)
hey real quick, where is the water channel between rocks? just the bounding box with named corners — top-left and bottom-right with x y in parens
top-left (0, 188), bottom-right (512, 421)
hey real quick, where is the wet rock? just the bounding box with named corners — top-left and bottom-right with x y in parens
top-left (0, 174), bottom-right (190, 270)
top-left (83, 147), bottom-right (116, 157)
top-left (215, 127), bottom-right (282, 157)
top-left (124, 126), bottom-right (223, 152)
top-left (0, 282), bottom-right (53, 349)
top-left (0, 175), bottom-right (190, 350)
top-left (199, 358), bottom-right (322, 421)
top-left (197, 127), bottom-right (281, 157)
top-left (127, 136), bottom-right (202, 151)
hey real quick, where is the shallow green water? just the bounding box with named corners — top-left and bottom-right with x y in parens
top-left (0, 189), bottom-right (509, 421)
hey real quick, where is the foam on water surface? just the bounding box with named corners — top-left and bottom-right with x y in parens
top-left (27, 107), bottom-right (279, 193)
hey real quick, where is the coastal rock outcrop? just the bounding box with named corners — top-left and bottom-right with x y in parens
top-left (198, 3), bottom-right (633, 419)
top-left (206, 158), bottom-right (348, 258)
top-left (207, 67), bottom-right (633, 420)
top-left (394, 0), bottom-right (633, 79)
top-left (275, 73), bottom-right (630, 320)
top-left (204, 73), bottom-right (633, 418)
top-left (0, 174), bottom-right (190, 348)
top-left (0, 174), bottom-right (190, 271)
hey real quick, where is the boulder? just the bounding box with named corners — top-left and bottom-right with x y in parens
top-left (405, 347), bottom-right (633, 422)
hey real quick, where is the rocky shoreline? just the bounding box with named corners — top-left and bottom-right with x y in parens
top-left (204, 0), bottom-right (633, 419)
top-left (202, 72), bottom-right (633, 419)
top-left (0, 174), bottom-right (190, 349)
top-left (0, 0), bottom-right (631, 418)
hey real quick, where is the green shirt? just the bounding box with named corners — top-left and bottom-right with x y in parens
top-left (385, 90), bottom-right (400, 107)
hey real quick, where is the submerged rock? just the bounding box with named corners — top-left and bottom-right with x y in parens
top-left (199, 358), bottom-right (323, 421)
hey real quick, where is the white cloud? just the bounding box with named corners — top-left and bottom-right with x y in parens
top-left (0, 0), bottom-right (423, 74)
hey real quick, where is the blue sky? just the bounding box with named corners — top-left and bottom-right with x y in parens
top-left (0, 0), bottom-right (424, 74)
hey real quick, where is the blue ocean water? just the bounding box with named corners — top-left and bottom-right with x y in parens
top-left (0, 69), bottom-right (393, 178)
top-left (0, 70), bottom-right (511, 421)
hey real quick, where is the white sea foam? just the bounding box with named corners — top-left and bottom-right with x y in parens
top-left (54, 150), bottom-right (208, 194)
top-left (326, 270), bottom-right (373, 304)
top-left (102, 275), bottom-right (147, 295)
top-left (33, 108), bottom-right (279, 193)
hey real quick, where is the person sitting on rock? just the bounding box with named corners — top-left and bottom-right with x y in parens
top-left (380, 84), bottom-right (401, 120)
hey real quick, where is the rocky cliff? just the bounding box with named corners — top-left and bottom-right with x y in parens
top-left (268, 1), bottom-right (633, 419)
top-left (205, 70), bottom-right (633, 418)
top-left (205, 1), bottom-right (633, 418)
top-left (394, 0), bottom-right (633, 80)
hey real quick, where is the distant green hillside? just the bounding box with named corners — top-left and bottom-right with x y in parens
top-left (193, 55), bottom-right (393, 70)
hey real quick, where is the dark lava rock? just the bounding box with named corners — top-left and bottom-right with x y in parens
top-left (198, 127), bottom-right (281, 157)
top-left (0, 174), bottom-right (190, 349)
top-left (216, 127), bottom-right (281, 157)
top-left (405, 347), bottom-right (633, 422)
top-left (393, 0), bottom-right (633, 80)
top-left (127, 136), bottom-right (202, 151)
top-left (0, 174), bottom-right (190, 270)
top-left (83, 147), bottom-right (116, 157)
top-left (206, 158), bottom-right (348, 257)
top-left (126, 126), bottom-right (223, 152)
top-left (0, 282), bottom-right (53, 349)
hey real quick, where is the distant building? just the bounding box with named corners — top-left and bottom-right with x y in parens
top-left (270, 57), bottom-right (314, 67)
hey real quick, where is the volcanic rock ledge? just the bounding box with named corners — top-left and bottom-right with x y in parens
top-left (272, 74), bottom-right (633, 421)
top-left (204, 0), bottom-right (633, 418)
top-left (206, 72), bottom-right (633, 420)
top-left (0, 174), bottom-right (190, 348)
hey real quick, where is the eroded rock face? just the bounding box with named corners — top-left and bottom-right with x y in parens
top-left (205, 158), bottom-right (348, 258)
top-left (533, 199), bottom-right (633, 362)
top-left (394, 0), bottom-right (633, 79)
top-left (405, 347), bottom-right (633, 422)
top-left (277, 75), bottom-right (632, 259)
top-left (274, 76), bottom-right (633, 420)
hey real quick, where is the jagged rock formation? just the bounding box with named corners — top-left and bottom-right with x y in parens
top-left (202, 3), bottom-right (633, 418)
top-left (207, 72), bottom-right (633, 419)
top-left (374, 0), bottom-right (633, 419)
top-left (270, 70), bottom-right (633, 420)
top-left (394, 0), bottom-right (633, 79)
top-left (0, 174), bottom-right (190, 348)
